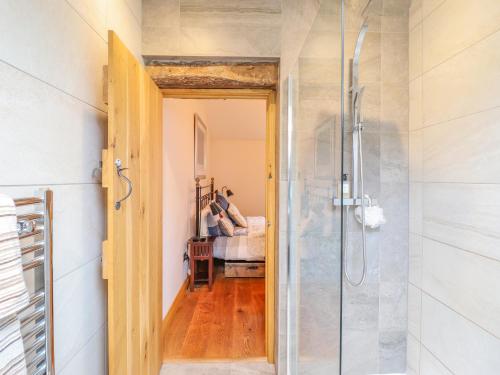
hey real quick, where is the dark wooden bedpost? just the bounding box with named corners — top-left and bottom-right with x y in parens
top-left (195, 177), bottom-right (201, 238)
top-left (210, 177), bottom-right (215, 200)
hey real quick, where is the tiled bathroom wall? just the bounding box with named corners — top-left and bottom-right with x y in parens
top-left (142, 0), bottom-right (282, 57)
top-left (0, 0), bottom-right (142, 373)
top-left (408, 0), bottom-right (500, 373)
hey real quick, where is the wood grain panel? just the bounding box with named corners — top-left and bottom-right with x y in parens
top-left (161, 88), bottom-right (274, 99)
top-left (146, 63), bottom-right (278, 89)
top-left (104, 31), bottom-right (163, 375)
top-left (265, 92), bottom-right (277, 363)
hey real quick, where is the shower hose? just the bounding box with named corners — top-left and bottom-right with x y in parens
top-left (344, 126), bottom-right (367, 287)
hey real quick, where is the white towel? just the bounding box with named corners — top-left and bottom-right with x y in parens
top-left (0, 195), bottom-right (29, 318)
top-left (0, 317), bottom-right (27, 375)
top-left (0, 194), bottom-right (29, 375)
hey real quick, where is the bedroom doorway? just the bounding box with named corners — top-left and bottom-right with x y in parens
top-left (160, 89), bottom-right (277, 364)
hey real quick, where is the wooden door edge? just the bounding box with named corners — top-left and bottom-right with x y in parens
top-left (265, 91), bottom-right (277, 364)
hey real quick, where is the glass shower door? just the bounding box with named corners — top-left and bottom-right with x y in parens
top-left (286, 0), bottom-right (345, 373)
top-left (286, 1), bottom-right (410, 374)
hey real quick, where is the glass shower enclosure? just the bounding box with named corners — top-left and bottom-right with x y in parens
top-left (286, 0), bottom-right (409, 374)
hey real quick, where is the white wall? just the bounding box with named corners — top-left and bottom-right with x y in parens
top-left (210, 139), bottom-right (266, 217)
top-left (408, 0), bottom-right (500, 374)
top-left (205, 99), bottom-right (267, 217)
top-left (0, 0), bottom-right (141, 373)
top-left (162, 99), bottom-right (210, 316)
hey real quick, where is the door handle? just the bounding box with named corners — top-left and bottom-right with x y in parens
top-left (114, 159), bottom-right (132, 210)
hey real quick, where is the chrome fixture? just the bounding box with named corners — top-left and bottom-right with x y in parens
top-left (343, 20), bottom-right (369, 287)
top-left (12, 190), bottom-right (55, 374)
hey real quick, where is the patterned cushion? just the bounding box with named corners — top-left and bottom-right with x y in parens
top-left (218, 215), bottom-right (235, 237)
top-left (209, 201), bottom-right (224, 216)
top-left (207, 201), bottom-right (235, 236)
top-left (216, 193), bottom-right (229, 210)
top-left (227, 202), bottom-right (248, 228)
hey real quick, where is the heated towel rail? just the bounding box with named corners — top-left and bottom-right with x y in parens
top-left (14, 190), bottom-right (54, 375)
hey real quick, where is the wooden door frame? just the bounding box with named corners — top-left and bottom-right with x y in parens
top-left (161, 88), bottom-right (278, 364)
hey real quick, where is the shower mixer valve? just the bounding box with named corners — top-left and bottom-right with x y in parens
top-left (354, 123), bottom-right (365, 131)
top-left (332, 196), bottom-right (375, 207)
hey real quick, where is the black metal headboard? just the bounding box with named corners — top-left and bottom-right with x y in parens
top-left (195, 177), bottom-right (215, 237)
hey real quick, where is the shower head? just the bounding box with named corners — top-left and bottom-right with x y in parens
top-left (352, 21), bottom-right (368, 91)
top-left (353, 21), bottom-right (368, 69)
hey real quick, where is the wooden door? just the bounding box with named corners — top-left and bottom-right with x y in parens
top-left (102, 31), bottom-right (163, 375)
top-left (265, 92), bottom-right (277, 363)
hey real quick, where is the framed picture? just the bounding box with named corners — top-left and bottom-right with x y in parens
top-left (194, 114), bottom-right (208, 179)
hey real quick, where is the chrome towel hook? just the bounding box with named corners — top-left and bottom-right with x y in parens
top-left (114, 159), bottom-right (133, 210)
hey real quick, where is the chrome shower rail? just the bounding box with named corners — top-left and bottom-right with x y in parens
top-left (14, 190), bottom-right (54, 375)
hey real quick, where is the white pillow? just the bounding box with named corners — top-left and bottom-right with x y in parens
top-left (227, 203), bottom-right (247, 228)
top-left (200, 205), bottom-right (211, 237)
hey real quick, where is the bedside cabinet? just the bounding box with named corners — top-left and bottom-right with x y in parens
top-left (188, 237), bottom-right (215, 291)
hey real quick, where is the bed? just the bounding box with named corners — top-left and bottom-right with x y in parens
top-left (213, 216), bottom-right (266, 261)
top-left (195, 178), bottom-right (266, 277)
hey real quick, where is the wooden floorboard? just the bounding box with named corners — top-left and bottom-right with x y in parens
top-left (163, 273), bottom-right (265, 361)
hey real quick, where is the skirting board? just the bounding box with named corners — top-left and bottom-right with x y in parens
top-left (162, 277), bottom-right (190, 340)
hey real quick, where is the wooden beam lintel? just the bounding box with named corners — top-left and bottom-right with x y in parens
top-left (146, 63), bottom-right (279, 90)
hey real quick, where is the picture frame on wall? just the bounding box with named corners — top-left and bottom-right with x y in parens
top-left (194, 114), bottom-right (208, 179)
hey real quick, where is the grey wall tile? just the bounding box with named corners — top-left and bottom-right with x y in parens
top-left (422, 238), bottom-right (500, 337)
top-left (0, 0), bottom-right (108, 110)
top-left (381, 32), bottom-right (409, 84)
top-left (381, 83), bottom-right (409, 133)
top-left (422, 182), bottom-right (500, 261)
top-left (421, 294), bottom-right (500, 374)
top-left (379, 330), bottom-right (407, 373)
top-left (380, 133), bottom-right (409, 184)
top-left (419, 347), bottom-right (453, 375)
top-left (406, 333), bottom-right (421, 375)
top-left (422, 108), bottom-right (500, 184)
top-left (409, 233), bottom-right (423, 287)
top-left (409, 0), bottom-right (422, 30)
top-left (422, 31), bottom-right (500, 127)
top-left (422, 0), bottom-right (500, 71)
top-left (407, 283), bottom-right (421, 338)
top-left (0, 61), bottom-right (105, 185)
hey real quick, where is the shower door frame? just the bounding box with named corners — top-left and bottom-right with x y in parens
top-left (285, 0), bottom-right (347, 373)
top-left (339, 1), bottom-right (346, 373)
